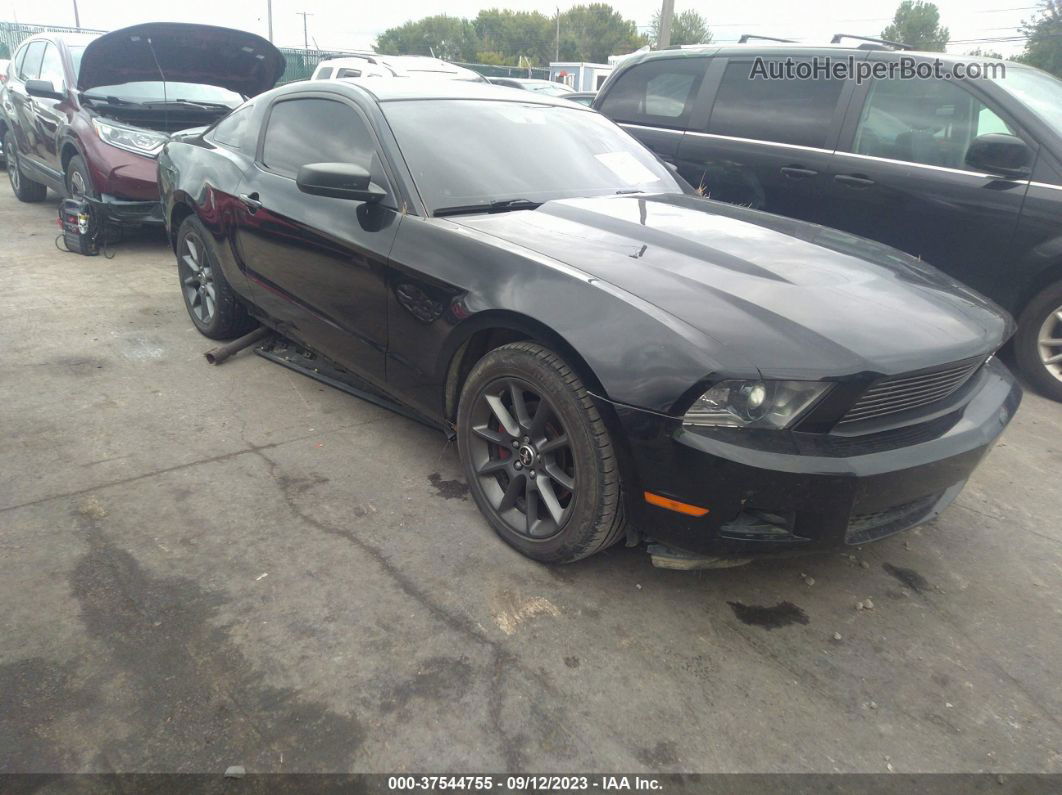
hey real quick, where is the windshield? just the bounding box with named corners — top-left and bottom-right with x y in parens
top-left (991, 66), bottom-right (1062, 137)
top-left (68, 46), bottom-right (242, 105)
top-left (383, 100), bottom-right (679, 212)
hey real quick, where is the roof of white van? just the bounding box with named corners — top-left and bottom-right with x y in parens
top-left (316, 55), bottom-right (483, 80)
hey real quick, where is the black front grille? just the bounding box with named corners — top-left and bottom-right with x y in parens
top-left (839, 357), bottom-right (984, 425)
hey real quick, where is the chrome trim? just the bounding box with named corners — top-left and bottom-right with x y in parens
top-left (685, 130), bottom-right (833, 155)
top-left (1029, 180), bottom-right (1062, 192)
top-left (618, 122), bottom-right (685, 136)
top-left (834, 151), bottom-right (1006, 180)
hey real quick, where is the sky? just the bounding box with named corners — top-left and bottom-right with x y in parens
top-left (3, 0), bottom-right (1042, 57)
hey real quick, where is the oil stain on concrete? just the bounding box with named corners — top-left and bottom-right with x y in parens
top-left (728, 601), bottom-right (810, 630)
top-left (428, 473), bottom-right (469, 500)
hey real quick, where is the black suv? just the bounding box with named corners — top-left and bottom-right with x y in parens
top-left (594, 43), bottom-right (1062, 400)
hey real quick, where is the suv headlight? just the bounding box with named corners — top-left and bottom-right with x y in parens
top-left (92, 118), bottom-right (169, 157)
top-left (683, 380), bottom-right (830, 430)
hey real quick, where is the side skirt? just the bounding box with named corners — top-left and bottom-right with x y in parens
top-left (254, 337), bottom-right (451, 438)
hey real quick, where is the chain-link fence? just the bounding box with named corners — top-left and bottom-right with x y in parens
top-left (0, 21), bottom-right (550, 84)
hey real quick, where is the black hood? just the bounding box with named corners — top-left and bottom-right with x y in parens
top-left (455, 194), bottom-right (1013, 379)
top-left (77, 22), bottom-right (285, 97)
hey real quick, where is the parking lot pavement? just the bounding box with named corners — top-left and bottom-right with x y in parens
top-left (0, 184), bottom-right (1059, 775)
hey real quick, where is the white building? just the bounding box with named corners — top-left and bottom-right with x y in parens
top-left (547, 62), bottom-right (613, 92)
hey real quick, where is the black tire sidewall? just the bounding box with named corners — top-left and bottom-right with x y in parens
top-left (457, 345), bottom-right (618, 562)
top-left (176, 216), bottom-right (254, 340)
top-left (65, 155), bottom-right (98, 199)
top-left (1015, 281), bottom-right (1062, 401)
top-left (6, 132), bottom-right (47, 202)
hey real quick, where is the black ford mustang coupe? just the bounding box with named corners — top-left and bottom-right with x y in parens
top-left (159, 80), bottom-right (1021, 565)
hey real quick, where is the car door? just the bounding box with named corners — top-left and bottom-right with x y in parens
top-left (8, 40), bottom-right (46, 158)
top-left (821, 69), bottom-right (1029, 301)
top-left (30, 42), bottom-right (67, 173)
top-left (675, 54), bottom-right (856, 224)
top-left (595, 55), bottom-right (710, 164)
top-left (233, 94), bottom-right (401, 386)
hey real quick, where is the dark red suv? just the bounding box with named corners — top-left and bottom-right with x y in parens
top-left (1, 23), bottom-right (283, 224)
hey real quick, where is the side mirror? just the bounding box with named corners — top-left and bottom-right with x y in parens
top-left (296, 162), bottom-right (385, 202)
top-left (965, 133), bottom-right (1031, 179)
top-left (25, 79), bottom-right (64, 101)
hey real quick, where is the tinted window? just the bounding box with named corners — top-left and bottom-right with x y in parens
top-left (262, 98), bottom-right (381, 183)
top-left (854, 77), bottom-right (1015, 170)
top-left (316, 67), bottom-right (333, 79)
top-left (12, 43), bottom-right (28, 77)
top-left (38, 44), bottom-right (65, 87)
top-left (336, 68), bottom-right (361, 78)
top-left (210, 105), bottom-right (253, 152)
top-left (708, 60), bottom-right (844, 148)
top-left (19, 41), bottom-right (46, 81)
top-left (598, 57), bottom-right (706, 126)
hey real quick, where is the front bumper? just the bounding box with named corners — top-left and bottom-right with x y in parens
top-left (92, 194), bottom-right (165, 227)
top-left (607, 357), bottom-right (1021, 557)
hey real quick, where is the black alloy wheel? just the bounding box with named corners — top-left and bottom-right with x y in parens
top-left (457, 342), bottom-right (626, 563)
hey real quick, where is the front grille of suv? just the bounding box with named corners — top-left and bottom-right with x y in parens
top-left (838, 357), bottom-right (985, 426)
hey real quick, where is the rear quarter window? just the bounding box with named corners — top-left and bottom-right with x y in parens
top-left (706, 59), bottom-right (845, 149)
top-left (597, 57), bottom-right (707, 128)
top-left (316, 67), bottom-right (333, 79)
top-left (208, 105), bottom-right (254, 153)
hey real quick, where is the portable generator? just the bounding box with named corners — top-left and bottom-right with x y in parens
top-left (58, 197), bottom-right (99, 256)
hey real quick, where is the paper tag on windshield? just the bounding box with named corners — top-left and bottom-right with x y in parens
top-left (595, 151), bottom-right (658, 184)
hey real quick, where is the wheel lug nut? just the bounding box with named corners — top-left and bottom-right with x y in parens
top-left (523, 436), bottom-right (530, 443)
top-left (530, 470), bottom-right (536, 479)
top-left (511, 441), bottom-right (519, 449)
top-left (514, 462), bottom-right (522, 470)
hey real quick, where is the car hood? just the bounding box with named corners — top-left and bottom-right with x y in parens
top-left (77, 22), bottom-right (285, 97)
top-left (454, 194), bottom-right (1013, 379)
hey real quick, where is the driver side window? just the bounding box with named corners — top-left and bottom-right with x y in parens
top-left (261, 98), bottom-right (390, 202)
top-left (38, 44), bottom-right (66, 89)
top-left (854, 77), bottom-right (1015, 171)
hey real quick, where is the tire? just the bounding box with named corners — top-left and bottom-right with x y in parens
top-left (5, 132), bottom-right (48, 202)
top-left (1014, 280), bottom-right (1062, 401)
top-left (176, 215), bottom-right (257, 340)
top-left (65, 154), bottom-right (98, 199)
top-left (457, 341), bottom-right (626, 563)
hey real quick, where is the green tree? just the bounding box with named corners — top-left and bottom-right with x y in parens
top-left (1017, 1), bottom-right (1062, 76)
top-left (966, 47), bottom-right (1005, 60)
top-left (474, 9), bottom-right (554, 65)
top-left (649, 9), bottom-right (712, 47)
top-left (375, 15), bottom-right (479, 62)
top-left (557, 4), bottom-right (646, 62)
top-left (881, 0), bottom-right (949, 51)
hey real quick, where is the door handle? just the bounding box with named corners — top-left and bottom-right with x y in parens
top-left (780, 166), bottom-right (818, 180)
top-left (239, 192), bottom-right (263, 212)
top-left (834, 174), bottom-right (875, 188)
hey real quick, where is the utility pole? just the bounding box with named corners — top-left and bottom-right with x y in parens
top-left (555, 6), bottom-right (560, 62)
top-left (72, 0), bottom-right (81, 30)
top-left (267, 0), bottom-right (273, 42)
top-left (657, 0), bottom-right (674, 49)
top-left (297, 11), bottom-right (314, 51)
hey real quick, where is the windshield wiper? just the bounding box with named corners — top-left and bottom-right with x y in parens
top-left (434, 199), bottom-right (543, 217)
top-left (143, 100), bottom-right (233, 110)
top-left (80, 93), bottom-right (134, 105)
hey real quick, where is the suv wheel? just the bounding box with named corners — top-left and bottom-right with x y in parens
top-left (457, 342), bottom-right (626, 563)
top-left (1015, 280), bottom-right (1062, 401)
top-left (65, 155), bottom-right (99, 199)
top-left (5, 132), bottom-right (47, 203)
top-left (176, 215), bottom-right (258, 340)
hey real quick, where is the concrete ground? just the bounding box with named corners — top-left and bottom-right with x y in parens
top-left (0, 184), bottom-right (1059, 776)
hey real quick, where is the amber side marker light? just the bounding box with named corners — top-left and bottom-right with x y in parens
top-left (643, 491), bottom-right (710, 517)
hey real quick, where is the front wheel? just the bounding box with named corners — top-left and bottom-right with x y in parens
top-left (457, 342), bottom-right (626, 563)
top-left (176, 215), bottom-right (257, 340)
top-left (1015, 280), bottom-right (1062, 401)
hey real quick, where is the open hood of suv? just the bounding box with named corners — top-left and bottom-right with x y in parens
top-left (77, 22), bottom-right (285, 97)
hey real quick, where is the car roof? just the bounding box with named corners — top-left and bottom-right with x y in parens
top-left (332, 77), bottom-right (585, 106)
top-left (20, 31), bottom-right (100, 47)
top-left (622, 43), bottom-right (1007, 65)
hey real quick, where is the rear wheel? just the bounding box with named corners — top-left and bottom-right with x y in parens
top-left (1015, 280), bottom-right (1062, 401)
top-left (5, 132), bottom-right (48, 203)
top-left (176, 215), bottom-right (257, 340)
top-left (457, 342), bottom-right (626, 563)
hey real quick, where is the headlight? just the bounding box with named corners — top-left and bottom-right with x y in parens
top-left (683, 380), bottom-right (830, 430)
top-left (92, 118), bottom-right (169, 157)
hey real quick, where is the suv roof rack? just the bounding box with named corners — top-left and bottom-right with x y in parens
top-left (830, 34), bottom-right (911, 51)
top-left (737, 34), bottom-right (797, 44)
